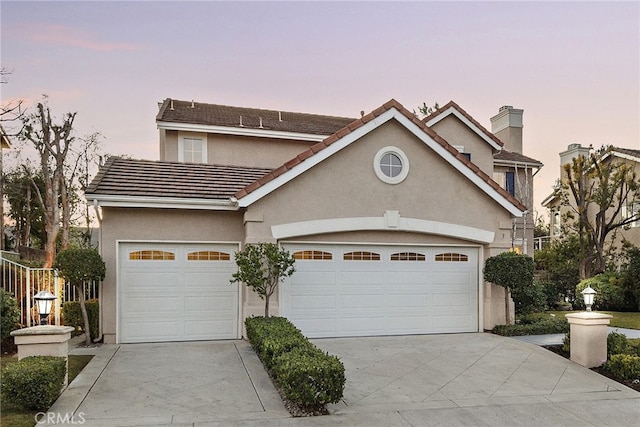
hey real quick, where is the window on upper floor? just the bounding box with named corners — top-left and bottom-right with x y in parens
top-left (178, 132), bottom-right (207, 163)
top-left (622, 202), bottom-right (640, 228)
top-left (453, 145), bottom-right (471, 161)
top-left (493, 171), bottom-right (516, 196)
top-left (505, 171), bottom-right (515, 196)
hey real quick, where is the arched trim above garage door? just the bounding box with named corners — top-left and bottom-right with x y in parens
top-left (271, 211), bottom-right (495, 244)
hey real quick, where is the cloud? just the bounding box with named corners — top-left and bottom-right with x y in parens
top-left (24, 23), bottom-right (142, 52)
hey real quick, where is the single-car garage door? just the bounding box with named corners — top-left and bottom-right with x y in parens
top-left (119, 242), bottom-right (239, 343)
top-left (280, 244), bottom-right (479, 338)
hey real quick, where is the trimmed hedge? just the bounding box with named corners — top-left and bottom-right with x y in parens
top-left (62, 299), bottom-right (99, 340)
top-left (245, 316), bottom-right (345, 411)
top-left (605, 354), bottom-right (640, 380)
top-left (492, 317), bottom-right (569, 336)
top-left (1, 356), bottom-right (66, 410)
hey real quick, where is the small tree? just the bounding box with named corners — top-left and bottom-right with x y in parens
top-left (484, 251), bottom-right (535, 324)
top-left (54, 248), bottom-right (105, 345)
top-left (230, 243), bottom-right (296, 317)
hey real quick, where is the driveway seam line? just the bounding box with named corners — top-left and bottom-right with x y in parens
top-left (72, 345), bottom-right (121, 416)
top-left (234, 341), bottom-right (266, 411)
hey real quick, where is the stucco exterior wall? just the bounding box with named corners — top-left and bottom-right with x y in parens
top-left (241, 119), bottom-right (517, 329)
top-left (98, 207), bottom-right (244, 343)
top-left (160, 129), bottom-right (312, 168)
top-left (429, 116), bottom-right (496, 176)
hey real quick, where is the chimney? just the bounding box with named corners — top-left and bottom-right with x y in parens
top-left (490, 105), bottom-right (524, 154)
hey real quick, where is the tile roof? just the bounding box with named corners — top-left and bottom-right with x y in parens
top-left (156, 98), bottom-right (356, 136)
top-left (234, 99), bottom-right (528, 213)
top-left (86, 157), bottom-right (272, 200)
top-left (423, 101), bottom-right (504, 148)
top-left (613, 147), bottom-right (640, 159)
top-left (494, 150), bottom-right (543, 166)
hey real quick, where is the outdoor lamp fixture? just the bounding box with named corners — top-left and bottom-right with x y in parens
top-left (34, 290), bottom-right (56, 325)
top-left (582, 286), bottom-right (596, 312)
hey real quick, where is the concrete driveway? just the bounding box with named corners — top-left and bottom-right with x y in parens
top-left (47, 333), bottom-right (639, 426)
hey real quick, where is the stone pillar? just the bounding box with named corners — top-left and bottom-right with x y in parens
top-left (11, 325), bottom-right (76, 385)
top-left (565, 312), bottom-right (613, 368)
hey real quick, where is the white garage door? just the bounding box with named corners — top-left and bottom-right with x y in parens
top-left (280, 244), bottom-right (479, 338)
top-left (118, 242), bottom-right (239, 343)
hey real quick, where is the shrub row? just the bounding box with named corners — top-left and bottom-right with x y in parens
top-left (62, 299), bottom-right (99, 340)
top-left (492, 317), bottom-right (569, 336)
top-left (1, 356), bottom-right (66, 410)
top-left (245, 316), bottom-right (345, 411)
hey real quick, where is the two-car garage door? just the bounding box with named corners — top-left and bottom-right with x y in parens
top-left (280, 244), bottom-right (479, 338)
top-left (118, 243), bottom-right (239, 343)
top-left (118, 242), bottom-right (479, 342)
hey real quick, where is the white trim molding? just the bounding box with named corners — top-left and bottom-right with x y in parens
top-left (87, 194), bottom-right (239, 211)
top-left (158, 121), bottom-right (327, 143)
top-left (271, 212), bottom-right (495, 244)
top-left (425, 106), bottom-right (502, 151)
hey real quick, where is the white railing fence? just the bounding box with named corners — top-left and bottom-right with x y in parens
top-left (0, 252), bottom-right (99, 327)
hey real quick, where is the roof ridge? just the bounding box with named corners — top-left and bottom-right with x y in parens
top-left (164, 98), bottom-right (356, 122)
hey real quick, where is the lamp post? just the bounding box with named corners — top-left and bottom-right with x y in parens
top-left (34, 290), bottom-right (56, 325)
top-left (582, 286), bottom-right (596, 312)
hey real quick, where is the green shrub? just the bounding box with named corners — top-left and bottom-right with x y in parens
top-left (492, 317), bottom-right (568, 336)
top-left (62, 299), bottom-right (99, 340)
top-left (605, 354), bottom-right (640, 380)
top-left (575, 273), bottom-right (631, 311)
top-left (1, 356), bottom-right (66, 410)
top-left (608, 332), bottom-right (630, 356)
top-left (1, 289), bottom-right (20, 340)
top-left (273, 346), bottom-right (346, 410)
top-left (244, 316), bottom-right (345, 411)
top-left (511, 280), bottom-right (548, 315)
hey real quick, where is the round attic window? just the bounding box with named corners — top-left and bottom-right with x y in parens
top-left (373, 146), bottom-right (409, 184)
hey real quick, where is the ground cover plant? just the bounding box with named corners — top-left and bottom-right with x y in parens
top-left (245, 316), bottom-right (345, 416)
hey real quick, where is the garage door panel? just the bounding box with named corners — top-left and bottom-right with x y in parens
top-left (289, 294), bottom-right (336, 310)
top-left (122, 295), bottom-right (181, 314)
top-left (122, 272), bottom-right (181, 289)
top-left (124, 320), bottom-right (181, 342)
top-left (119, 243), bottom-right (239, 343)
top-left (282, 244), bottom-right (478, 338)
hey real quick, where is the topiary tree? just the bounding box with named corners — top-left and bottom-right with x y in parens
top-left (54, 248), bottom-right (105, 345)
top-left (230, 243), bottom-right (295, 317)
top-left (484, 251), bottom-right (535, 324)
top-left (1, 289), bottom-right (20, 340)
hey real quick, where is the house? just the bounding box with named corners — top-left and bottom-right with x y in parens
top-left (85, 98), bottom-right (542, 344)
top-left (542, 144), bottom-right (640, 247)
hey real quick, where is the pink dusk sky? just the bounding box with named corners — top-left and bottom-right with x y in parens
top-left (1, 1), bottom-right (638, 217)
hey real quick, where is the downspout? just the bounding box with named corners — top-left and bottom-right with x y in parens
top-left (92, 199), bottom-right (104, 343)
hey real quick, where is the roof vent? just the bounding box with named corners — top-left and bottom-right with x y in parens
top-left (190, 100), bottom-right (195, 108)
top-left (170, 99), bottom-right (174, 111)
top-left (278, 111), bottom-right (282, 122)
top-left (360, 110), bottom-right (365, 117)
top-left (239, 116), bottom-right (244, 127)
top-left (259, 117), bottom-right (264, 128)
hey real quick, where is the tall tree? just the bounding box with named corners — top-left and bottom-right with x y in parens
top-left (560, 146), bottom-right (640, 279)
top-left (20, 102), bottom-right (76, 267)
top-left (4, 164), bottom-right (46, 248)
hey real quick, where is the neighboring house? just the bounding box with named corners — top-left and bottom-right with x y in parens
top-left (85, 98), bottom-right (542, 344)
top-left (543, 144), bottom-right (640, 247)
